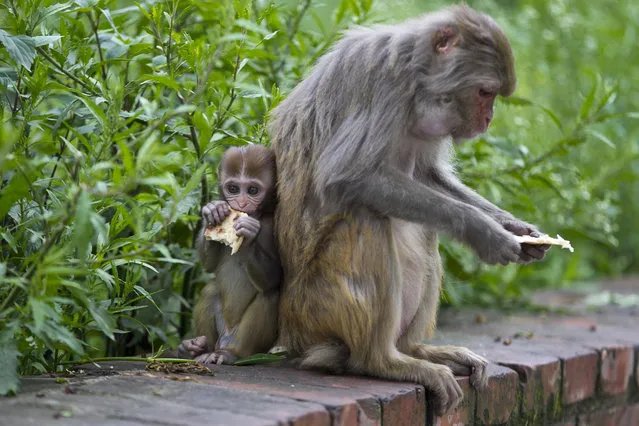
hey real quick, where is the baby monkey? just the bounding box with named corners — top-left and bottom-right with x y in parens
top-left (179, 145), bottom-right (281, 365)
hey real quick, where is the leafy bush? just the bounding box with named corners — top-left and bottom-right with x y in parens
top-left (0, 0), bottom-right (636, 394)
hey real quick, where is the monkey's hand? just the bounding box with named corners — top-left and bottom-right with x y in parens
top-left (234, 216), bottom-right (261, 243)
top-left (195, 349), bottom-right (238, 365)
top-left (466, 217), bottom-right (522, 266)
top-left (498, 218), bottom-right (550, 263)
top-left (202, 200), bottom-right (231, 227)
top-left (177, 335), bottom-right (209, 359)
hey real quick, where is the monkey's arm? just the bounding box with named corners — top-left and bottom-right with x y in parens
top-left (342, 166), bottom-right (522, 265)
top-left (245, 216), bottom-right (282, 293)
top-left (196, 228), bottom-right (225, 272)
top-left (427, 168), bottom-right (549, 261)
top-left (428, 168), bottom-right (514, 222)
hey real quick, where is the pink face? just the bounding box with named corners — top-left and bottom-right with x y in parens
top-left (472, 88), bottom-right (496, 135)
top-left (223, 177), bottom-right (266, 215)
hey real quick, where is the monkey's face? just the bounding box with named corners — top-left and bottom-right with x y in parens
top-left (217, 145), bottom-right (277, 215)
top-left (449, 86), bottom-right (498, 142)
top-left (222, 176), bottom-right (267, 216)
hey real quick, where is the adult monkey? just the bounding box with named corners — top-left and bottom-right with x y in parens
top-left (269, 5), bottom-right (549, 415)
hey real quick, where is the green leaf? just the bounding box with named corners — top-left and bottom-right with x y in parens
top-left (32, 35), bottom-right (62, 47)
top-left (0, 170), bottom-right (32, 222)
top-left (0, 334), bottom-right (20, 396)
top-left (71, 93), bottom-right (107, 129)
top-left (0, 30), bottom-right (36, 69)
top-left (579, 79), bottom-right (598, 121)
top-left (88, 304), bottom-right (116, 340)
top-left (140, 74), bottom-right (181, 91)
top-left (538, 106), bottom-right (563, 131)
top-left (30, 299), bottom-right (51, 333)
top-left (233, 352), bottom-right (286, 366)
top-left (73, 189), bottom-right (93, 261)
top-left (586, 130), bottom-right (616, 149)
top-left (178, 163), bottom-right (207, 202)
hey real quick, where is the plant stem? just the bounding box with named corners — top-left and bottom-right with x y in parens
top-left (37, 47), bottom-right (97, 94)
top-left (60, 356), bottom-right (195, 366)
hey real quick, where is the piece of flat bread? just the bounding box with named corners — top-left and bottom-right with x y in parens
top-left (514, 234), bottom-right (574, 253)
top-left (203, 209), bottom-right (248, 255)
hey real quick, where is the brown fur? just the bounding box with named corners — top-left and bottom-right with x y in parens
top-left (180, 145), bottom-right (281, 365)
top-left (268, 5), bottom-right (546, 415)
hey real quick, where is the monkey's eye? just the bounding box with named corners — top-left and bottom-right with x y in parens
top-left (478, 89), bottom-right (495, 98)
top-left (227, 184), bottom-right (240, 194)
top-left (247, 186), bottom-right (260, 196)
top-left (441, 96), bottom-right (452, 104)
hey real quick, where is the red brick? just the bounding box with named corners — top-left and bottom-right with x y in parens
top-left (430, 328), bottom-right (599, 406)
top-left (475, 364), bottom-right (518, 425)
top-left (619, 403), bottom-right (639, 426)
top-left (472, 346), bottom-right (560, 414)
top-left (202, 365), bottom-right (382, 424)
top-left (380, 385), bottom-right (425, 426)
top-left (578, 406), bottom-right (627, 426)
top-left (599, 346), bottom-right (634, 395)
top-left (433, 376), bottom-right (475, 426)
top-left (562, 350), bottom-right (599, 404)
top-left (309, 374), bottom-right (424, 426)
top-left (292, 410), bottom-right (332, 426)
top-left (329, 402), bottom-right (368, 426)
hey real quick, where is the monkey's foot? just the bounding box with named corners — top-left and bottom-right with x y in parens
top-left (177, 335), bottom-right (209, 359)
top-left (267, 345), bottom-right (289, 355)
top-left (195, 350), bottom-right (238, 365)
top-left (411, 345), bottom-right (488, 390)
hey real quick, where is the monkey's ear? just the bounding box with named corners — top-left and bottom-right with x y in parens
top-left (432, 26), bottom-right (461, 55)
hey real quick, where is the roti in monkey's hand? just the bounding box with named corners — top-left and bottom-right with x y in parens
top-left (203, 209), bottom-right (248, 255)
top-left (514, 234), bottom-right (574, 253)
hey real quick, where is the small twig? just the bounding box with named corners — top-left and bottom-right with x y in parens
top-left (87, 11), bottom-right (109, 90)
top-left (37, 47), bottom-right (97, 94)
top-left (11, 70), bottom-right (22, 113)
top-left (60, 356), bottom-right (195, 366)
top-left (42, 128), bottom-right (70, 208)
top-left (166, 2), bottom-right (175, 76)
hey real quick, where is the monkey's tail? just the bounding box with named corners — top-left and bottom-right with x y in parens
top-left (298, 341), bottom-right (350, 375)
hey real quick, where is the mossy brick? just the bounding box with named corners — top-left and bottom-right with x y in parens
top-left (317, 374), bottom-right (425, 426)
top-left (577, 404), bottom-right (639, 426)
top-left (476, 337), bottom-right (599, 406)
top-left (599, 346), bottom-right (634, 395)
top-left (475, 364), bottom-right (518, 425)
top-left (432, 376), bottom-right (476, 426)
top-left (473, 345), bottom-right (561, 415)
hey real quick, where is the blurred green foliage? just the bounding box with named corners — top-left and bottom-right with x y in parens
top-left (0, 0), bottom-right (636, 393)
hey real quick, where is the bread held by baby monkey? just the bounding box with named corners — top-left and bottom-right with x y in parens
top-left (203, 209), bottom-right (248, 255)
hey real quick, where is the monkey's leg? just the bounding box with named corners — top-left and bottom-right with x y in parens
top-left (223, 291), bottom-right (279, 361)
top-left (192, 284), bottom-right (221, 356)
top-left (396, 255), bottom-right (488, 390)
top-left (197, 292), bottom-right (279, 365)
top-left (283, 219), bottom-right (464, 415)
